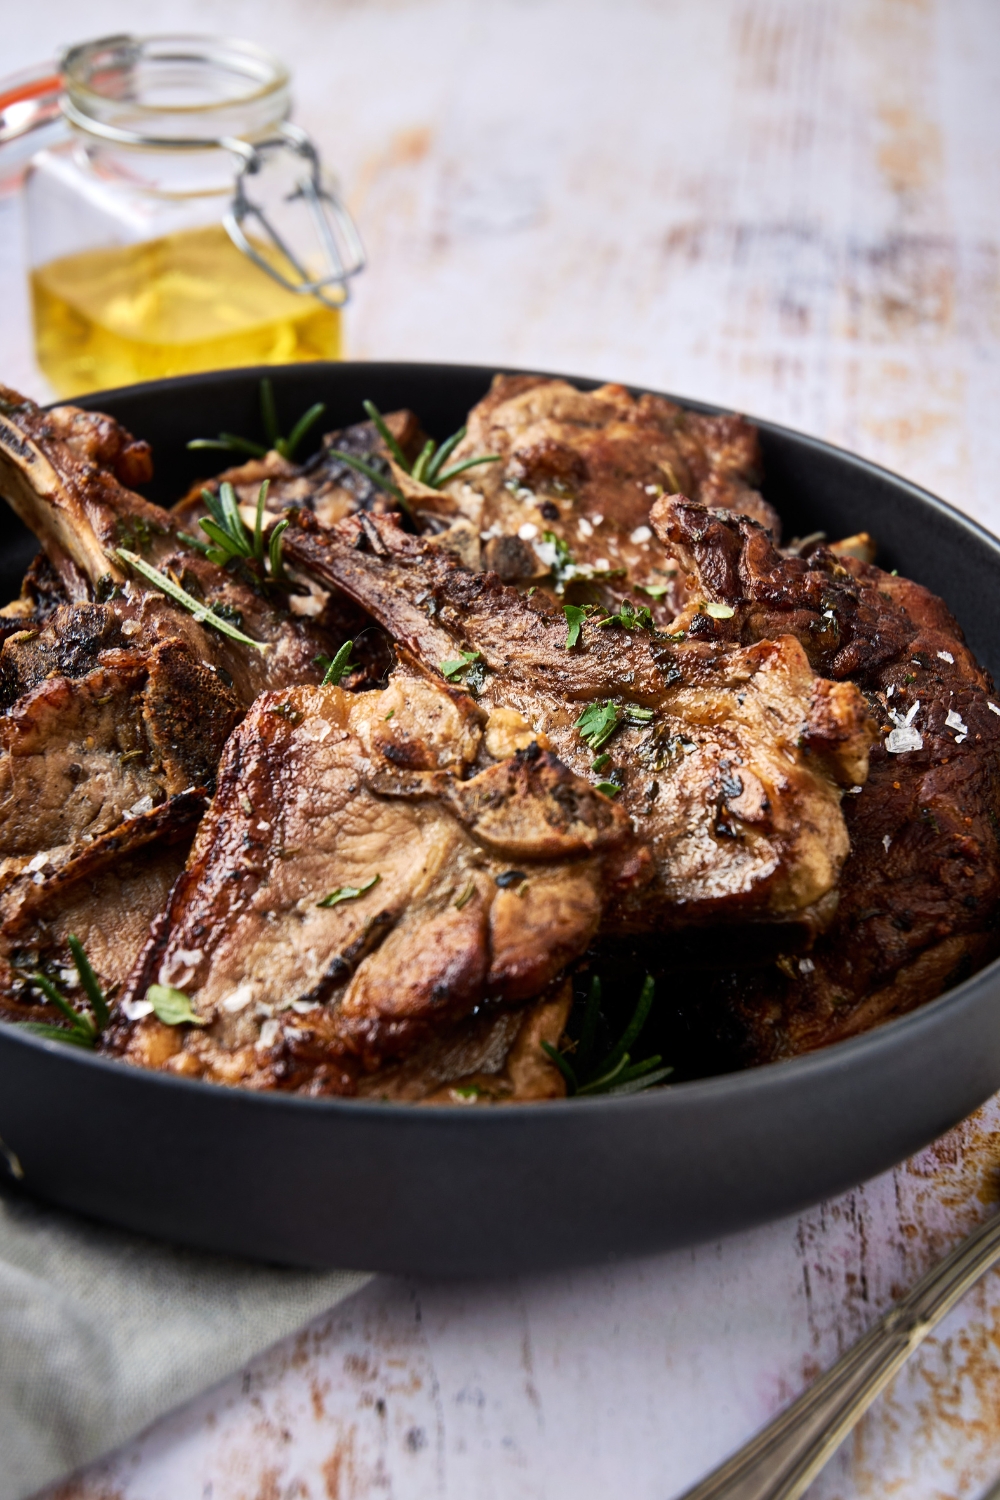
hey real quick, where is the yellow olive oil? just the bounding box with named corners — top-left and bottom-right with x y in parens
top-left (31, 224), bottom-right (342, 397)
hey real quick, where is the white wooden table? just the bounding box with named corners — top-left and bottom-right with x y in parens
top-left (4, 1), bottom-right (1000, 1495)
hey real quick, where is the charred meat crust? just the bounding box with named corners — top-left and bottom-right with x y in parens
top-left (284, 509), bottom-right (872, 933)
top-left (650, 494), bottom-right (1000, 1055)
top-left (108, 678), bottom-right (637, 1091)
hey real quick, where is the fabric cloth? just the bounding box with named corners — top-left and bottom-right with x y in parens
top-left (0, 1181), bottom-right (371, 1500)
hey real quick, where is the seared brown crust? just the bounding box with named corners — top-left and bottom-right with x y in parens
top-left (107, 676), bottom-right (637, 1091)
top-left (0, 385), bottom-right (337, 706)
top-left (284, 510), bottom-right (872, 934)
top-left (0, 790), bottom-right (205, 1026)
top-left (651, 495), bottom-right (1000, 1054)
top-left (429, 375), bottom-right (777, 612)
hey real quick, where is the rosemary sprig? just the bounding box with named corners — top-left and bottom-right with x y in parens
top-left (321, 639), bottom-right (358, 686)
top-left (13, 934), bottom-right (110, 1048)
top-left (116, 549), bottom-right (271, 654)
top-left (187, 378), bottom-right (326, 462)
top-left (541, 975), bottom-right (672, 1097)
top-left (328, 400), bottom-right (499, 499)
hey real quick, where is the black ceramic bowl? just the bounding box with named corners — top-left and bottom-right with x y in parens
top-left (0, 362), bottom-right (998, 1276)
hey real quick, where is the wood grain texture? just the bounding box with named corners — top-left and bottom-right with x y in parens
top-left (3, 0), bottom-right (999, 1495)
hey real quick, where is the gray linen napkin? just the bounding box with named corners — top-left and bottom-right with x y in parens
top-left (0, 1182), bottom-right (370, 1500)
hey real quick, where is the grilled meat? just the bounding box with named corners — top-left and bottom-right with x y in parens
top-left (423, 376), bottom-right (777, 611)
top-left (107, 667), bottom-right (637, 1093)
top-left (0, 386), bottom-right (336, 706)
top-left (284, 511), bottom-right (872, 939)
top-left (652, 495), bottom-right (1000, 1054)
top-left (0, 791), bottom-right (205, 1029)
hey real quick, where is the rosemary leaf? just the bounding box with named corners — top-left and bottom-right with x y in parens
top-left (541, 1039), bottom-right (579, 1092)
top-left (317, 874), bottom-right (380, 908)
top-left (14, 1021), bottom-right (96, 1048)
top-left (260, 377), bottom-right (280, 449)
top-left (434, 454), bottom-right (501, 486)
top-left (280, 402), bottom-right (326, 461)
top-left (322, 639), bottom-right (357, 686)
top-left (268, 519), bottom-right (289, 581)
top-left (410, 439), bottom-right (436, 485)
top-left (327, 450), bottom-right (404, 501)
top-left (68, 934), bottom-right (109, 1030)
top-left (116, 550), bottom-right (271, 654)
top-left (424, 426), bottom-right (467, 486)
top-left (597, 975), bottom-right (656, 1078)
top-left (363, 400), bottom-right (409, 469)
top-left (253, 479), bottom-right (270, 564)
top-left (28, 971), bottom-right (96, 1040)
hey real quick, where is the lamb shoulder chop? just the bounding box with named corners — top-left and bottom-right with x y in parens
top-left (651, 495), bottom-right (1000, 1054)
top-left (0, 387), bottom-right (344, 1021)
top-left (421, 376), bottom-right (780, 610)
top-left (283, 509), bottom-right (873, 945)
top-left (107, 663), bottom-right (640, 1097)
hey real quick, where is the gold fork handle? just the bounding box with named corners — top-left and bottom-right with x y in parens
top-left (678, 1211), bottom-right (1000, 1500)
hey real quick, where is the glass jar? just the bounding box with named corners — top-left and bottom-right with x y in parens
top-left (20, 34), bottom-right (364, 397)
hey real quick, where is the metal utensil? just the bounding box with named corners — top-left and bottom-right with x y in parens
top-left (679, 1209), bottom-right (1000, 1500)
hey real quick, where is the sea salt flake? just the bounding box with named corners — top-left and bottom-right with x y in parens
top-left (128, 795), bottom-right (154, 817)
top-left (937, 651), bottom-right (955, 664)
top-left (990, 703), bottom-right (1000, 716)
top-left (847, 785), bottom-right (863, 794)
top-left (26, 853), bottom-right (48, 873)
top-left (955, 733), bottom-right (968, 744)
top-left (886, 726), bottom-right (923, 754)
top-left (799, 957), bottom-right (815, 974)
top-left (222, 983), bottom-right (255, 1014)
top-left (590, 514), bottom-right (604, 526)
top-left (945, 708), bottom-right (968, 735)
top-left (630, 525), bottom-right (652, 544)
top-left (517, 522), bottom-right (538, 541)
top-left (122, 997), bottom-right (154, 1021)
top-left (577, 518), bottom-right (594, 538)
top-left (257, 1018), bottom-right (280, 1049)
top-left (883, 834), bottom-right (892, 853)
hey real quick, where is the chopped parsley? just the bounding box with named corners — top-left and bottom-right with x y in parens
top-left (440, 650), bottom-right (482, 681)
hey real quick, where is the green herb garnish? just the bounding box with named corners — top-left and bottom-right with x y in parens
top-left (639, 584), bottom-right (669, 600)
top-left (440, 650), bottom-right (482, 681)
top-left (575, 701), bottom-right (623, 752)
top-left (326, 401), bottom-right (500, 508)
top-left (13, 934), bottom-right (110, 1048)
top-left (187, 378), bottom-right (326, 461)
top-left (542, 976), bottom-right (673, 1096)
top-left (115, 550), bottom-right (270, 654)
top-left (594, 781), bottom-right (620, 796)
top-left (322, 640), bottom-right (358, 687)
top-left (563, 603), bottom-right (594, 649)
top-left (146, 985), bottom-right (207, 1027)
top-left (704, 601), bottom-right (736, 620)
top-left (596, 599), bottom-right (654, 632)
top-left (317, 874), bottom-right (381, 908)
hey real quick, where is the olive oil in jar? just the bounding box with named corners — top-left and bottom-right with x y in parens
top-left (32, 224), bottom-right (342, 398)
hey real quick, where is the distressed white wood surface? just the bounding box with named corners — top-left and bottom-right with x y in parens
top-left (3, 0), bottom-right (1000, 1495)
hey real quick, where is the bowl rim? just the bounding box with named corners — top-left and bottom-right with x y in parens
top-left (6, 358), bottom-right (996, 1123)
